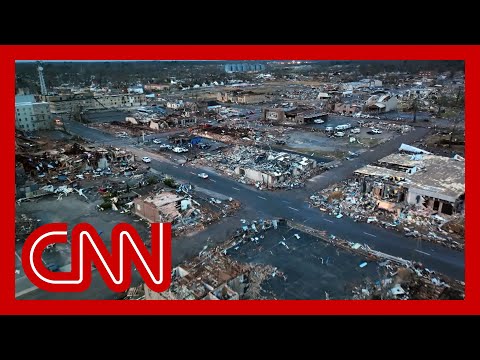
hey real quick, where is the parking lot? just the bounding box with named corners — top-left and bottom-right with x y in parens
top-left (15, 194), bottom-right (151, 295)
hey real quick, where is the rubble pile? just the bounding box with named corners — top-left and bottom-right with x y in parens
top-left (142, 218), bottom-right (281, 300)
top-left (131, 182), bottom-right (242, 238)
top-left (193, 125), bottom-right (257, 145)
top-left (358, 121), bottom-right (413, 134)
top-left (351, 263), bottom-right (464, 300)
top-left (15, 139), bottom-right (144, 202)
top-left (309, 181), bottom-right (464, 250)
top-left (89, 121), bottom-right (155, 137)
top-left (193, 145), bottom-right (320, 190)
top-left (16, 214), bottom-right (38, 242)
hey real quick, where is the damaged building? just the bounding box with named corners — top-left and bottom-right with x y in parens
top-left (354, 151), bottom-right (465, 216)
top-left (217, 91), bottom-right (266, 104)
top-left (133, 192), bottom-right (194, 223)
top-left (194, 145), bottom-right (318, 189)
top-left (365, 93), bottom-right (398, 113)
top-left (15, 139), bottom-right (137, 200)
top-left (262, 107), bottom-right (327, 125)
top-left (39, 92), bottom-right (147, 114)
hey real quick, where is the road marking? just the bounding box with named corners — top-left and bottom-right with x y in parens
top-left (209, 179), bottom-right (216, 182)
top-left (173, 165), bottom-right (179, 168)
top-left (288, 206), bottom-right (299, 212)
top-left (282, 200), bottom-right (290, 203)
top-left (232, 187), bottom-right (241, 191)
top-left (190, 172), bottom-right (196, 175)
top-left (323, 219), bottom-right (333, 223)
top-left (363, 232), bottom-right (377, 238)
top-left (415, 249), bottom-right (431, 256)
top-left (258, 196), bottom-right (267, 200)
top-left (15, 252), bottom-right (21, 262)
top-left (15, 286), bottom-right (38, 298)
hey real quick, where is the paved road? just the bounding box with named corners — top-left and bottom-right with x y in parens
top-left (17, 120), bottom-right (463, 299)
top-left (63, 120), bottom-right (463, 277)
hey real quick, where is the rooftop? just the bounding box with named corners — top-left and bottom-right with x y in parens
top-left (358, 153), bottom-right (465, 201)
top-left (354, 165), bottom-right (407, 180)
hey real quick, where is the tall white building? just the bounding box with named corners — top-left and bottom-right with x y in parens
top-left (15, 95), bottom-right (54, 131)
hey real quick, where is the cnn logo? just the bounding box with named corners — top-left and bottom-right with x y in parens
top-left (21, 223), bottom-right (171, 293)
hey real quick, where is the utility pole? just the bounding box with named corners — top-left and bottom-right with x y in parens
top-left (36, 61), bottom-right (47, 95)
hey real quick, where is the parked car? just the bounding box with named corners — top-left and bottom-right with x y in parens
top-left (153, 139), bottom-right (162, 144)
top-left (325, 126), bottom-right (334, 132)
top-left (142, 156), bottom-right (152, 163)
top-left (275, 140), bottom-right (286, 145)
top-left (198, 173), bottom-right (209, 179)
top-left (159, 144), bottom-right (172, 150)
top-left (367, 128), bottom-right (382, 135)
top-left (334, 131), bottom-right (345, 137)
top-left (350, 128), bottom-right (361, 134)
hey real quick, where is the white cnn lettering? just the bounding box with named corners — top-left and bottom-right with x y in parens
top-left (29, 224), bottom-right (164, 285)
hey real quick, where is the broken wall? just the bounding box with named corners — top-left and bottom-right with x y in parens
top-left (133, 198), bottom-right (160, 222)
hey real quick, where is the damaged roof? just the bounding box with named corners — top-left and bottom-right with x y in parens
top-left (406, 155), bottom-right (465, 202)
top-left (354, 165), bottom-right (407, 180)
top-left (359, 153), bottom-right (465, 202)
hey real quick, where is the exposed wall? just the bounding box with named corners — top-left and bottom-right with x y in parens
top-left (134, 199), bottom-right (160, 222)
top-left (235, 167), bottom-right (276, 187)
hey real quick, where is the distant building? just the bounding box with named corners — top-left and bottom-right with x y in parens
top-left (144, 84), bottom-right (170, 91)
top-left (15, 95), bottom-right (54, 131)
top-left (127, 85), bottom-right (144, 94)
top-left (40, 93), bottom-right (147, 114)
top-left (334, 102), bottom-right (362, 115)
top-left (262, 107), bottom-right (327, 125)
top-left (217, 91), bottom-right (265, 104)
top-left (166, 100), bottom-right (184, 109)
top-left (225, 63), bottom-right (265, 73)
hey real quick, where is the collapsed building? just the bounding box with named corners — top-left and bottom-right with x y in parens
top-left (134, 192), bottom-right (195, 224)
top-left (310, 144), bottom-right (465, 249)
top-left (354, 149), bottom-right (465, 216)
top-left (217, 91), bottom-right (266, 104)
top-left (262, 107), bottom-right (327, 125)
top-left (365, 93), bottom-right (398, 113)
top-left (15, 139), bottom-right (136, 200)
top-left (194, 145), bottom-right (318, 189)
top-left (192, 125), bottom-right (255, 145)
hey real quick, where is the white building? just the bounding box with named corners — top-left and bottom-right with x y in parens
top-left (127, 85), bottom-right (144, 94)
top-left (15, 95), bottom-right (54, 131)
top-left (166, 100), bottom-right (184, 109)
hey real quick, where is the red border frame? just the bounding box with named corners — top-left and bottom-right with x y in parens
top-left (1, 45), bottom-right (476, 314)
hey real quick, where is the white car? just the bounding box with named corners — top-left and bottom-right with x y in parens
top-left (142, 157), bottom-right (152, 163)
top-left (153, 139), bottom-right (162, 144)
top-left (198, 173), bottom-right (209, 179)
top-left (314, 119), bottom-right (324, 124)
top-left (371, 128), bottom-right (382, 134)
top-left (351, 128), bottom-right (361, 134)
top-left (334, 131), bottom-right (345, 137)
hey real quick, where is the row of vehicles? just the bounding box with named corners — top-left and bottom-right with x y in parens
top-left (325, 122), bottom-right (382, 137)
